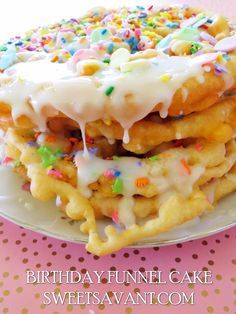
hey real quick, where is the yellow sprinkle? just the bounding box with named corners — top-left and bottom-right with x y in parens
top-left (160, 74), bottom-right (172, 82)
top-left (216, 54), bottom-right (224, 63)
top-left (143, 31), bottom-right (156, 38)
top-left (160, 12), bottom-right (172, 20)
top-left (39, 29), bottom-right (49, 35)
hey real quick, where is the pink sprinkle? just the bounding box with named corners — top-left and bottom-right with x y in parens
top-left (47, 169), bottom-right (63, 179)
top-left (22, 182), bottom-right (31, 192)
top-left (148, 5), bottom-right (153, 11)
top-left (135, 29), bottom-right (141, 37)
top-left (60, 28), bottom-right (74, 33)
top-left (103, 169), bottom-right (115, 179)
top-left (194, 52), bottom-right (220, 66)
top-left (112, 209), bottom-right (120, 225)
top-left (195, 143), bottom-right (204, 152)
top-left (72, 49), bottom-right (96, 64)
top-left (214, 34), bottom-right (236, 52)
top-left (200, 31), bottom-right (217, 45)
top-left (2, 156), bottom-right (13, 164)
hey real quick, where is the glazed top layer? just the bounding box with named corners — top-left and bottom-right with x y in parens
top-left (0, 3), bottom-right (236, 144)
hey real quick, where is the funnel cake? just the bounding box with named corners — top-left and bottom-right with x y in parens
top-left (1, 3), bottom-right (236, 255)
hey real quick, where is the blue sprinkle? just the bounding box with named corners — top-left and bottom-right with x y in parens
top-left (101, 29), bottom-right (107, 35)
top-left (132, 37), bottom-right (139, 53)
top-left (166, 23), bottom-right (179, 29)
top-left (108, 43), bottom-right (115, 54)
top-left (89, 147), bottom-right (98, 155)
top-left (61, 37), bottom-right (66, 43)
top-left (172, 115), bottom-right (185, 121)
top-left (223, 55), bottom-right (231, 61)
top-left (214, 62), bottom-right (228, 74)
top-left (207, 18), bottom-right (213, 24)
top-left (127, 37), bottom-right (135, 44)
top-left (139, 13), bottom-right (147, 18)
top-left (113, 170), bottom-right (121, 177)
top-left (136, 5), bottom-right (145, 10)
top-left (15, 41), bottom-right (23, 46)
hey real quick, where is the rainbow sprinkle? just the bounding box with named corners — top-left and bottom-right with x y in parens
top-left (38, 145), bottom-right (62, 168)
top-left (112, 178), bottom-right (123, 193)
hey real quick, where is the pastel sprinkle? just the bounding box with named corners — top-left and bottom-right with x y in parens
top-left (27, 141), bottom-right (39, 148)
top-left (195, 143), bottom-right (204, 151)
top-left (88, 147), bottom-right (98, 155)
top-left (111, 209), bottom-right (120, 225)
top-left (160, 74), bottom-right (171, 82)
top-left (104, 169), bottom-right (115, 179)
top-left (108, 43), bottom-right (115, 54)
top-left (214, 34), bottom-right (236, 52)
top-left (181, 159), bottom-right (191, 175)
top-left (105, 86), bottom-right (114, 96)
top-left (112, 155), bottom-right (120, 160)
top-left (51, 55), bottom-right (59, 63)
top-left (135, 177), bottom-right (150, 188)
top-left (2, 156), bottom-right (14, 164)
top-left (223, 55), bottom-right (231, 61)
top-left (112, 178), bottom-right (123, 193)
top-left (148, 155), bottom-right (159, 161)
top-left (21, 182), bottom-right (31, 192)
top-left (14, 160), bottom-right (21, 167)
top-left (102, 59), bottom-right (111, 64)
top-left (47, 168), bottom-right (63, 179)
top-left (38, 146), bottom-right (62, 168)
top-left (174, 27), bottom-right (200, 42)
top-left (216, 54), bottom-right (224, 63)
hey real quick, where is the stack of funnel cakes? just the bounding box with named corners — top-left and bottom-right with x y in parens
top-left (1, 4), bottom-right (236, 255)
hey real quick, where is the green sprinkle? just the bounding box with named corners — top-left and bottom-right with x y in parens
top-left (112, 155), bottom-right (120, 160)
top-left (112, 178), bottom-right (123, 194)
top-left (102, 59), bottom-right (111, 64)
top-left (0, 46), bottom-right (7, 52)
top-left (37, 145), bottom-right (62, 168)
top-left (105, 86), bottom-right (114, 96)
top-left (148, 155), bottom-right (159, 161)
top-left (190, 42), bottom-right (202, 55)
top-left (14, 160), bottom-right (21, 167)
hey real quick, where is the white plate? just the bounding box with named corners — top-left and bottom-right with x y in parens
top-left (0, 165), bottom-right (236, 247)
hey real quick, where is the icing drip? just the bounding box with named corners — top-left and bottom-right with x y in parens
top-left (0, 53), bottom-right (223, 145)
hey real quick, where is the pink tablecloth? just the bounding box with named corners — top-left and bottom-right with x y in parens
top-left (1, 1), bottom-right (236, 313)
top-left (0, 217), bottom-right (235, 314)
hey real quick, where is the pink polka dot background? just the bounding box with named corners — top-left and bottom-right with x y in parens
top-left (0, 217), bottom-right (235, 314)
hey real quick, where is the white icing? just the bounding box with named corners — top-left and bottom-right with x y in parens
top-left (0, 53), bottom-right (222, 139)
top-left (75, 151), bottom-right (204, 199)
top-left (74, 151), bottom-right (204, 226)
